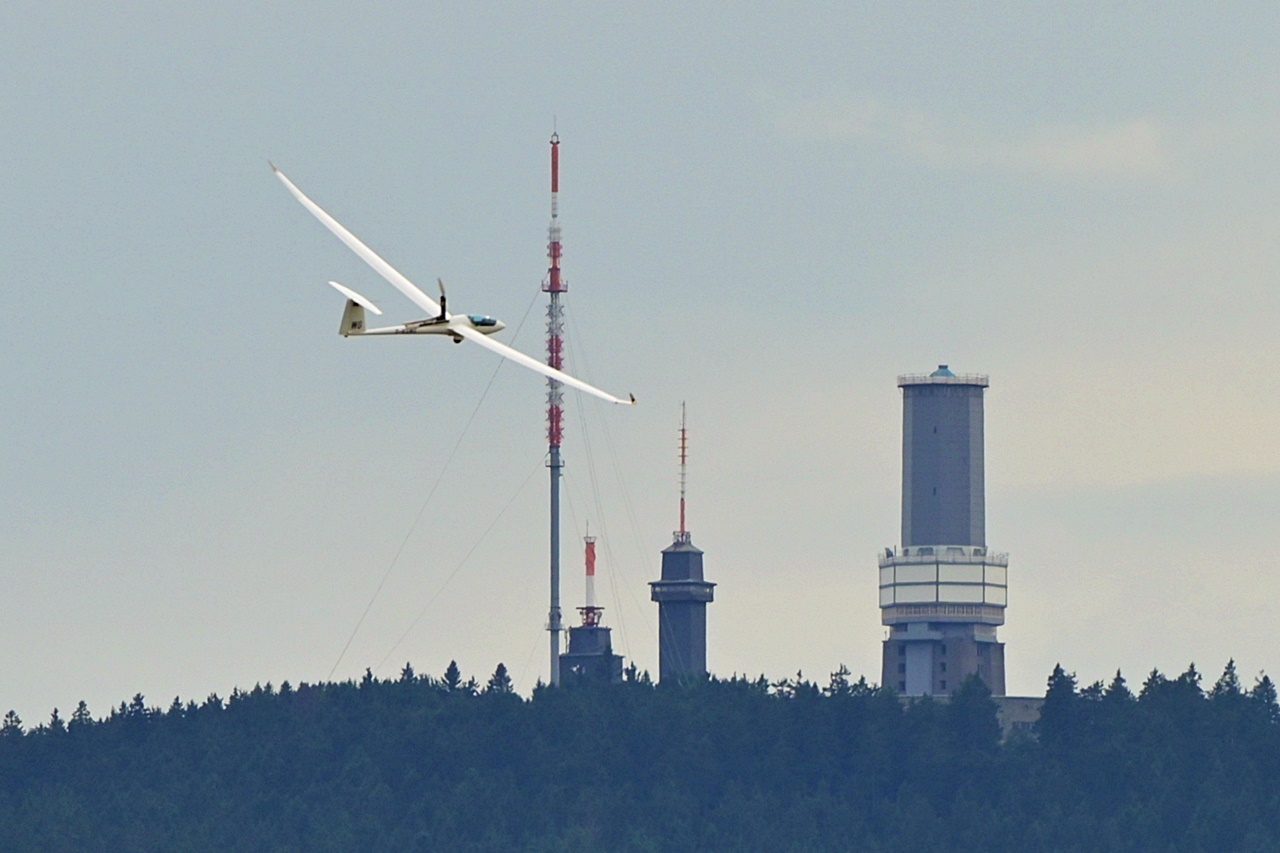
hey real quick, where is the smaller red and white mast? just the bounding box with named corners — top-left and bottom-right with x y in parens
top-left (579, 527), bottom-right (602, 627)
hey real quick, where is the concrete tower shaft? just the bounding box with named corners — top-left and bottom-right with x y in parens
top-left (879, 366), bottom-right (1008, 697)
top-left (651, 540), bottom-right (714, 681)
top-left (900, 368), bottom-right (988, 548)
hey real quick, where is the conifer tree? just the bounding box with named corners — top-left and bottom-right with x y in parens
top-left (1036, 664), bottom-right (1079, 744)
top-left (443, 660), bottom-right (462, 693)
top-left (825, 664), bottom-right (852, 697)
top-left (485, 663), bottom-right (514, 695)
top-left (69, 701), bottom-right (92, 731)
top-left (1103, 670), bottom-right (1134, 704)
top-left (1, 710), bottom-right (23, 738)
top-left (946, 674), bottom-right (1000, 753)
top-left (1175, 663), bottom-right (1203, 693)
top-left (1251, 674), bottom-right (1280, 723)
top-left (1210, 659), bottom-right (1243, 700)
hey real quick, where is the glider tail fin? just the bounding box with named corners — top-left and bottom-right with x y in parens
top-left (328, 281), bottom-right (381, 337)
top-left (339, 299), bottom-right (366, 336)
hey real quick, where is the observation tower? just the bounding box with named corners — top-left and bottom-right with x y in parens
top-left (879, 366), bottom-right (1007, 696)
top-left (650, 404), bottom-right (714, 682)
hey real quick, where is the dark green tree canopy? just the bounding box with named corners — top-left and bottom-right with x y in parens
top-left (0, 660), bottom-right (1276, 851)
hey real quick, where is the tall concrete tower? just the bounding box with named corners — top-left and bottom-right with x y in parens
top-left (650, 404), bottom-right (714, 682)
top-left (879, 366), bottom-right (1008, 696)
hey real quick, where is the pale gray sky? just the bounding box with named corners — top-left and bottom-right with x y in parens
top-left (4, 3), bottom-right (1279, 721)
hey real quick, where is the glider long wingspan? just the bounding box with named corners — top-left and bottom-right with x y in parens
top-left (273, 164), bottom-right (634, 406)
top-left (273, 164), bottom-right (440, 316)
top-left (454, 326), bottom-right (632, 405)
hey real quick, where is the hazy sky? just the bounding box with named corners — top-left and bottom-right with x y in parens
top-left (4, 3), bottom-right (1279, 722)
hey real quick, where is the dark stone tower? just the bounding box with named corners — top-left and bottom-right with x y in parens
top-left (879, 366), bottom-right (1008, 696)
top-left (650, 538), bottom-right (714, 682)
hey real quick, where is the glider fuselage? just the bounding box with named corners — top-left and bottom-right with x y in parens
top-left (358, 313), bottom-right (506, 340)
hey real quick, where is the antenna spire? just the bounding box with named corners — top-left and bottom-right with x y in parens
top-left (675, 402), bottom-right (691, 544)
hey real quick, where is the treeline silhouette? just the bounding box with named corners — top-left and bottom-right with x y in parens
top-left (0, 660), bottom-right (1277, 851)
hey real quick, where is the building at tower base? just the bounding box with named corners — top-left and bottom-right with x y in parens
top-left (879, 366), bottom-right (1008, 697)
top-left (559, 623), bottom-right (624, 683)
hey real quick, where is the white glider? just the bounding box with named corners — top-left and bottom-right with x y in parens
top-left (272, 164), bottom-right (634, 406)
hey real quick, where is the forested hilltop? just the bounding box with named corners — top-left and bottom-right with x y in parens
top-left (0, 661), bottom-right (1277, 852)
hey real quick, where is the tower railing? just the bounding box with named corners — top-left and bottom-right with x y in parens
top-left (897, 373), bottom-right (989, 387)
top-left (880, 546), bottom-right (1008, 566)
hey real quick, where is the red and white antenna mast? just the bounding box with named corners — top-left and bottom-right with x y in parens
top-left (675, 402), bottom-right (691, 544)
top-left (545, 132), bottom-right (566, 421)
top-left (544, 131), bottom-right (567, 685)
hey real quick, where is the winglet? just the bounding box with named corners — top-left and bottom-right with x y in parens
top-left (629, 393), bottom-right (636, 405)
top-left (269, 160), bottom-right (279, 173)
